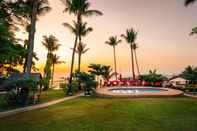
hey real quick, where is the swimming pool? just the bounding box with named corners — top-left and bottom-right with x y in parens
top-left (109, 87), bottom-right (167, 94)
top-left (96, 86), bottom-right (183, 98)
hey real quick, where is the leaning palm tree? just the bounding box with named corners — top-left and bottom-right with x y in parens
top-left (133, 43), bottom-right (140, 77)
top-left (13, 0), bottom-right (51, 74)
top-left (121, 28), bottom-right (138, 80)
top-left (62, 0), bottom-right (102, 95)
top-left (105, 36), bottom-right (121, 80)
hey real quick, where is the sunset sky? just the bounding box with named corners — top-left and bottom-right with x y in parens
top-left (31, 0), bottom-right (197, 76)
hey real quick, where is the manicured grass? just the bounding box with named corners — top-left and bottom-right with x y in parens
top-left (39, 89), bottom-right (65, 103)
top-left (0, 89), bottom-right (65, 112)
top-left (0, 97), bottom-right (197, 131)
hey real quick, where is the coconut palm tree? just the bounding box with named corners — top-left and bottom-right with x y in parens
top-left (42, 35), bottom-right (60, 54)
top-left (74, 43), bottom-right (90, 73)
top-left (105, 36), bottom-right (121, 80)
top-left (121, 28), bottom-right (138, 80)
top-left (63, 21), bottom-right (92, 94)
top-left (62, 0), bottom-right (102, 95)
top-left (42, 35), bottom-right (60, 90)
top-left (51, 54), bottom-right (63, 87)
top-left (133, 43), bottom-right (140, 76)
top-left (100, 65), bottom-right (113, 81)
top-left (13, 0), bottom-right (51, 74)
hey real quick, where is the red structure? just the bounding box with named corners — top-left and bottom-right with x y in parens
top-left (103, 74), bottom-right (163, 87)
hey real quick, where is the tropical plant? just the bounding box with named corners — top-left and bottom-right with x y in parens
top-left (139, 70), bottom-right (167, 85)
top-left (11, 0), bottom-right (51, 74)
top-left (4, 76), bottom-right (40, 106)
top-left (105, 36), bottom-right (121, 80)
top-left (62, 0), bottom-right (102, 95)
top-left (51, 54), bottom-right (63, 87)
top-left (76, 72), bottom-right (98, 96)
top-left (185, 0), bottom-right (197, 35)
top-left (88, 63), bottom-right (102, 78)
top-left (42, 35), bottom-right (60, 90)
top-left (181, 66), bottom-right (197, 84)
top-left (0, 0), bottom-right (27, 75)
top-left (100, 65), bottom-right (114, 81)
top-left (121, 28), bottom-right (138, 80)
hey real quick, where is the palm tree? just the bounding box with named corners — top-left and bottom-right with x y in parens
top-left (13, 0), bottom-right (51, 74)
top-left (133, 43), bottom-right (140, 76)
top-left (73, 42), bottom-right (89, 90)
top-left (121, 28), bottom-right (138, 80)
top-left (74, 42), bottom-right (90, 73)
top-left (42, 35), bottom-right (60, 90)
top-left (62, 0), bottom-right (102, 95)
top-left (181, 65), bottom-right (197, 84)
top-left (51, 54), bottom-right (63, 87)
top-left (100, 65), bottom-right (113, 81)
top-left (42, 35), bottom-right (60, 54)
top-left (185, 0), bottom-right (196, 6)
top-left (185, 0), bottom-right (197, 35)
top-left (105, 36), bottom-right (121, 80)
top-left (63, 21), bottom-right (92, 94)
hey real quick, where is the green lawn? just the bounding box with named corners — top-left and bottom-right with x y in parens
top-left (0, 97), bottom-right (197, 131)
top-left (0, 89), bottom-right (65, 112)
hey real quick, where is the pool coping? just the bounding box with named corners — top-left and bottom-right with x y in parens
top-left (96, 87), bottom-right (183, 98)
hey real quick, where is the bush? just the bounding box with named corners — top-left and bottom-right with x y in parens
top-left (4, 77), bottom-right (40, 106)
top-left (62, 80), bottom-right (79, 95)
top-left (171, 86), bottom-right (197, 93)
top-left (76, 72), bottom-right (98, 96)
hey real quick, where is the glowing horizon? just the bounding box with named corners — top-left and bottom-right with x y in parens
top-left (29, 0), bottom-right (197, 76)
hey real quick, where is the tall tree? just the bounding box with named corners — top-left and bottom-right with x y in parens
top-left (0, 0), bottom-right (26, 75)
top-left (121, 28), bottom-right (138, 80)
top-left (105, 36), bottom-right (121, 80)
top-left (133, 43), bottom-right (140, 76)
top-left (51, 54), bottom-right (63, 87)
top-left (12, 0), bottom-right (51, 74)
top-left (42, 35), bottom-right (60, 90)
top-left (74, 42), bottom-right (89, 73)
top-left (62, 0), bottom-right (102, 95)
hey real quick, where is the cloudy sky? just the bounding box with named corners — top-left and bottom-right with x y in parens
top-left (32, 0), bottom-right (197, 76)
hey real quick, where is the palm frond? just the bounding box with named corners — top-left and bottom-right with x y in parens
top-left (190, 27), bottom-right (197, 35)
top-left (185, 0), bottom-right (196, 6)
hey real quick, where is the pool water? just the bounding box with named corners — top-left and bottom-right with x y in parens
top-left (109, 87), bottom-right (166, 94)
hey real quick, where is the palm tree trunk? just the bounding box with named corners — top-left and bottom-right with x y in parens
top-left (51, 63), bottom-right (55, 88)
top-left (77, 36), bottom-right (82, 90)
top-left (78, 52), bottom-right (82, 73)
top-left (113, 46), bottom-right (118, 80)
top-left (25, 0), bottom-right (38, 75)
top-left (23, 56), bottom-right (27, 73)
top-left (134, 49), bottom-right (140, 77)
top-left (130, 44), bottom-right (135, 80)
top-left (67, 36), bottom-right (78, 95)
